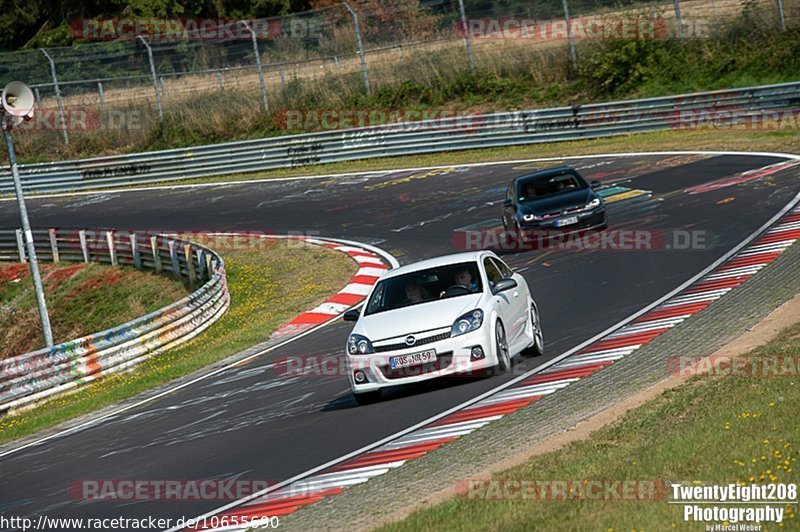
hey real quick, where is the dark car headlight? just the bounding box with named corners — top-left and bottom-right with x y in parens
top-left (522, 213), bottom-right (543, 222)
top-left (347, 334), bottom-right (374, 354)
top-left (452, 309), bottom-right (484, 337)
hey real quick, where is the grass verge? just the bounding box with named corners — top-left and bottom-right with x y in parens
top-left (380, 321), bottom-right (800, 530)
top-left (0, 238), bottom-right (356, 445)
top-left (1, 262), bottom-right (188, 356)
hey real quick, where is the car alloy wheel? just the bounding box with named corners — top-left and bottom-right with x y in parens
top-left (495, 320), bottom-right (511, 372)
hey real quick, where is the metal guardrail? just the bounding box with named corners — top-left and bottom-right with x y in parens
top-left (2, 81), bottom-right (800, 194)
top-left (0, 228), bottom-right (229, 414)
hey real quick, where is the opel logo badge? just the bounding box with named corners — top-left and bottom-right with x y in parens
top-left (405, 335), bottom-right (416, 346)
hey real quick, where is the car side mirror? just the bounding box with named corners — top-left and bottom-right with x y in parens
top-left (590, 180), bottom-right (601, 188)
top-left (343, 308), bottom-right (361, 322)
top-left (492, 278), bottom-right (517, 294)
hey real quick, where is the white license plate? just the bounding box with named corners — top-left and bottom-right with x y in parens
top-left (555, 216), bottom-right (578, 227)
top-left (389, 349), bottom-right (437, 369)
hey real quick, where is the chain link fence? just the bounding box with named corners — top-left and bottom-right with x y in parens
top-left (0, 0), bottom-right (796, 159)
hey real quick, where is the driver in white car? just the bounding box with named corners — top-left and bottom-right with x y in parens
top-left (453, 268), bottom-right (480, 293)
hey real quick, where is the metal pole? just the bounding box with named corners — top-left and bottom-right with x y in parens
top-left (776, 0), bottom-right (786, 31)
top-left (97, 81), bottom-right (105, 111)
top-left (343, 3), bottom-right (370, 95)
top-left (137, 36), bottom-right (164, 122)
top-left (673, 0), bottom-right (684, 38)
top-left (2, 118), bottom-right (54, 348)
top-left (40, 49), bottom-right (69, 145)
top-left (561, 0), bottom-right (578, 70)
top-left (457, 0), bottom-right (476, 75)
top-left (242, 21), bottom-right (270, 113)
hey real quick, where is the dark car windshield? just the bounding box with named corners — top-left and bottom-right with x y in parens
top-left (364, 261), bottom-right (482, 316)
top-left (517, 169), bottom-right (588, 202)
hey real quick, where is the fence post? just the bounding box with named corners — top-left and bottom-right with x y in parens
top-left (673, 0), bottom-right (684, 38)
top-left (184, 244), bottom-right (196, 284)
top-left (49, 229), bottom-right (59, 263)
top-left (34, 87), bottom-right (43, 114)
top-left (561, 0), bottom-right (578, 70)
top-left (334, 56), bottom-right (340, 75)
top-left (776, 0), bottom-right (786, 30)
top-left (279, 65), bottom-right (286, 91)
top-left (106, 230), bottom-right (117, 265)
top-left (15, 229), bottom-right (26, 262)
top-left (98, 81), bottom-right (105, 111)
top-left (79, 230), bottom-right (89, 262)
top-left (150, 236), bottom-right (162, 273)
top-left (457, 0), bottom-right (476, 75)
top-left (216, 72), bottom-right (225, 91)
top-left (41, 49), bottom-right (69, 145)
top-left (131, 233), bottom-right (141, 269)
top-left (137, 35), bottom-right (164, 122)
top-left (343, 2), bottom-right (370, 95)
top-left (168, 240), bottom-right (180, 278)
top-left (242, 21), bottom-right (270, 113)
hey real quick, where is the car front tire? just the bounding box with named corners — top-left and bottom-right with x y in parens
top-left (494, 320), bottom-right (511, 373)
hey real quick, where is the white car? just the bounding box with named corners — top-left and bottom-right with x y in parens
top-left (343, 251), bottom-right (544, 404)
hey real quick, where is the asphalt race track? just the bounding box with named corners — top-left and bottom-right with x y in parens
top-left (1, 152), bottom-right (799, 527)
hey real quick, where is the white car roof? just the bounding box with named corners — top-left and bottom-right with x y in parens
top-left (379, 251), bottom-right (495, 280)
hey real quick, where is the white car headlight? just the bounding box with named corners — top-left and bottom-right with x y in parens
top-left (452, 309), bottom-right (484, 337)
top-left (347, 334), bottom-right (374, 355)
top-left (584, 197), bottom-right (601, 209)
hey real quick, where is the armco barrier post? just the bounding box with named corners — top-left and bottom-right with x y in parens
top-left (197, 249), bottom-right (206, 281)
top-left (106, 231), bottom-right (117, 265)
top-left (79, 230), bottom-right (89, 262)
top-left (150, 236), bottom-right (162, 273)
top-left (168, 240), bottom-right (180, 278)
top-left (49, 229), bottom-right (59, 263)
top-left (131, 233), bottom-right (141, 269)
top-left (184, 244), bottom-right (196, 284)
top-left (15, 229), bottom-right (26, 262)
top-left (40, 49), bottom-right (69, 146)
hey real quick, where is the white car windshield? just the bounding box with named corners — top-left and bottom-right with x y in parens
top-left (364, 261), bottom-right (483, 315)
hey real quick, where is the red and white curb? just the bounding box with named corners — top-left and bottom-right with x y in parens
top-left (182, 202), bottom-right (800, 531)
top-left (205, 234), bottom-right (395, 340)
